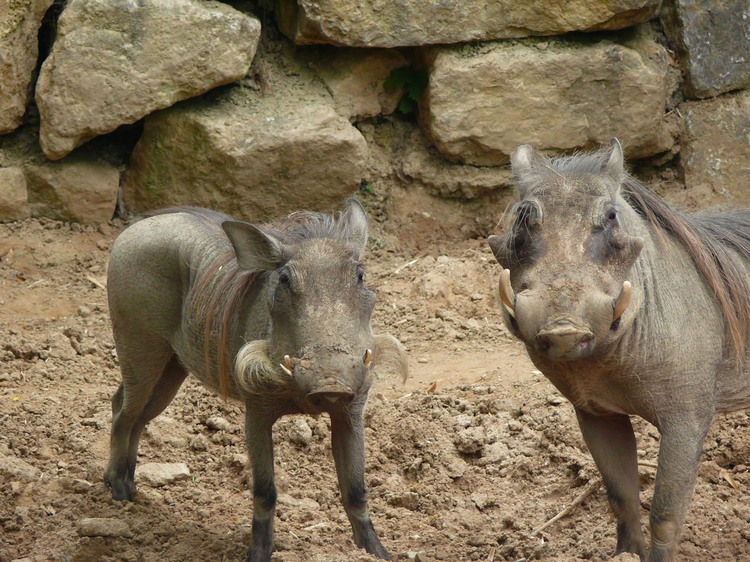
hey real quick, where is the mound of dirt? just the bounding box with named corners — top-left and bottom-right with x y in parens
top-left (1, 217), bottom-right (748, 561)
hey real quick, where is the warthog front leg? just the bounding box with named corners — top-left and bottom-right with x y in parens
top-left (245, 411), bottom-right (277, 562)
top-left (330, 405), bottom-right (390, 560)
top-left (648, 415), bottom-right (712, 562)
top-left (575, 409), bottom-right (646, 560)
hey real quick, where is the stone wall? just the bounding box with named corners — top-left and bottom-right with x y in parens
top-left (0, 0), bottom-right (748, 226)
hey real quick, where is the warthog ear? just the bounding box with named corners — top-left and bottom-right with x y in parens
top-left (342, 197), bottom-right (368, 258)
top-left (222, 221), bottom-right (286, 272)
top-left (487, 235), bottom-right (507, 267)
top-left (605, 138), bottom-right (625, 188)
top-left (511, 144), bottom-right (535, 176)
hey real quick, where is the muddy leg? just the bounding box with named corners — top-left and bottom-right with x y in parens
top-left (648, 417), bottom-right (711, 562)
top-left (330, 406), bottom-right (390, 561)
top-left (576, 409), bottom-right (646, 560)
top-left (245, 410), bottom-right (277, 562)
top-left (104, 343), bottom-right (174, 501)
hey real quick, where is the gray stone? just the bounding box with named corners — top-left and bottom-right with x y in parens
top-left (288, 417), bottom-right (313, 447)
top-left (277, 493), bottom-right (320, 510)
top-left (78, 517), bottom-right (133, 538)
top-left (25, 159), bottom-right (119, 222)
top-left (123, 84), bottom-right (368, 221)
top-left (422, 30), bottom-right (674, 165)
top-left (35, 0), bottom-right (261, 159)
top-left (400, 135), bottom-right (514, 199)
top-left (276, 0), bottom-right (659, 47)
top-left (0, 0), bottom-right (53, 134)
top-left (205, 416), bottom-right (231, 432)
top-left (680, 91), bottom-right (750, 207)
top-left (306, 48), bottom-right (408, 121)
top-left (661, 0), bottom-right (750, 99)
top-left (0, 453), bottom-right (41, 480)
top-left (136, 462), bottom-right (191, 487)
top-left (0, 167), bottom-right (30, 220)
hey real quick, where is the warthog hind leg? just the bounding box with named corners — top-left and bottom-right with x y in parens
top-left (105, 349), bottom-right (186, 501)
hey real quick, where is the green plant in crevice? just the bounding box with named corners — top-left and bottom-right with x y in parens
top-left (384, 66), bottom-right (428, 116)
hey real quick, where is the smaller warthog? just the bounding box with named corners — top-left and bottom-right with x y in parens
top-left (488, 140), bottom-right (750, 561)
top-left (105, 198), bottom-right (408, 562)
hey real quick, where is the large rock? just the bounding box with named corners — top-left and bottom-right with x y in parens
top-left (35, 0), bottom-right (261, 160)
top-left (25, 159), bottom-right (119, 222)
top-left (123, 86), bottom-right (369, 220)
top-left (0, 167), bottom-right (31, 221)
top-left (305, 48), bottom-right (408, 121)
top-left (661, 0), bottom-right (750, 99)
top-left (422, 30), bottom-right (674, 165)
top-left (0, 0), bottom-right (53, 134)
top-left (680, 91), bottom-right (750, 206)
top-left (276, 0), bottom-right (659, 47)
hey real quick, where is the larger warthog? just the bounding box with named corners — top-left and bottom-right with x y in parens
top-left (104, 198), bottom-right (408, 562)
top-left (488, 140), bottom-right (750, 561)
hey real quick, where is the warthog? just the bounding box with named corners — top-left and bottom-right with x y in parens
top-left (104, 198), bottom-right (408, 562)
top-left (488, 140), bottom-right (750, 561)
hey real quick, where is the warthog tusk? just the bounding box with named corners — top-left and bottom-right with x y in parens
top-left (283, 355), bottom-right (293, 369)
top-left (363, 349), bottom-right (373, 367)
top-left (499, 269), bottom-right (516, 318)
top-left (613, 281), bottom-right (632, 321)
top-left (280, 355), bottom-right (294, 376)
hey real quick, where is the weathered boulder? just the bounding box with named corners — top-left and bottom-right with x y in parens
top-left (35, 0), bottom-right (261, 160)
top-left (661, 0), bottom-right (750, 99)
top-left (123, 84), bottom-right (369, 220)
top-left (397, 127), bottom-right (514, 199)
top-left (680, 91), bottom-right (750, 205)
top-left (0, 0), bottom-right (53, 134)
top-left (276, 0), bottom-right (660, 47)
top-left (305, 48), bottom-right (407, 121)
top-left (0, 167), bottom-right (31, 221)
top-left (422, 30), bottom-right (674, 165)
top-left (25, 159), bottom-right (119, 222)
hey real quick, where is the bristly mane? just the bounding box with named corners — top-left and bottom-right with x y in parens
top-left (180, 206), bottom-right (360, 397)
top-left (547, 149), bottom-right (750, 361)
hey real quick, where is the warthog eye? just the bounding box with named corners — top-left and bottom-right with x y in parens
top-left (356, 265), bottom-right (365, 283)
top-left (277, 268), bottom-right (290, 285)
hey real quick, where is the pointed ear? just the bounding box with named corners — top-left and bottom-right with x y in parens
top-left (222, 221), bottom-right (286, 272)
top-left (510, 144), bottom-right (534, 177)
top-left (487, 235), bottom-right (505, 264)
top-left (487, 234), bottom-right (516, 269)
top-left (341, 197), bottom-right (368, 258)
top-left (605, 138), bottom-right (625, 187)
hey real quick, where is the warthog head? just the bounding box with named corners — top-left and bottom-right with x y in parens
top-left (223, 198), bottom-right (407, 411)
top-left (489, 140), bottom-right (644, 361)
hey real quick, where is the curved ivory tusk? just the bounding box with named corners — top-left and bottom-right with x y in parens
top-left (499, 269), bottom-right (516, 318)
top-left (283, 355), bottom-right (293, 370)
top-left (613, 281), bottom-right (632, 321)
top-left (280, 354), bottom-right (294, 376)
top-left (363, 349), bottom-right (373, 368)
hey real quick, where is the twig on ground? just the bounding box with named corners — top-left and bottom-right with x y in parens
top-left (531, 479), bottom-right (603, 536)
top-left (86, 275), bottom-right (106, 290)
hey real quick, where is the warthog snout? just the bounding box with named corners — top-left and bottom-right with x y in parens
top-left (535, 324), bottom-right (595, 360)
top-left (307, 382), bottom-right (356, 406)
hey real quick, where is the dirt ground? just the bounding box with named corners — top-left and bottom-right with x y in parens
top-left (1, 194), bottom-right (749, 562)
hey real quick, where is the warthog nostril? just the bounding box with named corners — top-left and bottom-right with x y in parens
top-left (307, 384), bottom-right (355, 408)
top-left (535, 327), bottom-right (595, 358)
